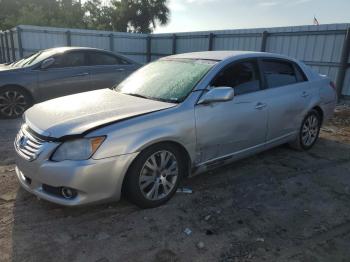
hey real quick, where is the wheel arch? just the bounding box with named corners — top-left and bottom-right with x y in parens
top-left (312, 105), bottom-right (324, 125)
top-left (0, 84), bottom-right (34, 103)
top-left (121, 140), bottom-right (192, 196)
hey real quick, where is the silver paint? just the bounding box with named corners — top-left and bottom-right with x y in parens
top-left (139, 150), bottom-right (178, 200)
top-left (14, 51), bottom-right (337, 206)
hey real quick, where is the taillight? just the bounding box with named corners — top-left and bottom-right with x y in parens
top-left (330, 81), bottom-right (336, 91)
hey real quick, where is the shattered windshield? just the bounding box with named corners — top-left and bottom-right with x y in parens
top-left (115, 59), bottom-right (216, 103)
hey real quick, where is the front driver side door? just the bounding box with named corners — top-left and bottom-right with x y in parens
top-left (37, 51), bottom-right (92, 101)
top-left (195, 60), bottom-right (268, 164)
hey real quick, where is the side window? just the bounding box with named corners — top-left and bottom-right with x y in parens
top-left (50, 52), bottom-right (86, 68)
top-left (88, 52), bottom-right (130, 66)
top-left (261, 60), bottom-right (298, 88)
top-left (294, 64), bottom-right (308, 82)
top-left (212, 60), bottom-right (261, 95)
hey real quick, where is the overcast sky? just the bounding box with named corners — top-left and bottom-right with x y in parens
top-left (154, 0), bottom-right (350, 33)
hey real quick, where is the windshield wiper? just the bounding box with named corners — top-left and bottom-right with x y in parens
top-left (123, 92), bottom-right (179, 104)
top-left (151, 97), bottom-right (179, 104)
top-left (124, 93), bottom-right (149, 99)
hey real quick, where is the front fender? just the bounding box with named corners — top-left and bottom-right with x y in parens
top-left (126, 127), bottom-right (190, 153)
top-left (90, 106), bottom-right (197, 163)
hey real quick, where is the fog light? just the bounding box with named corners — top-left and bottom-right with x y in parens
top-left (61, 187), bottom-right (77, 199)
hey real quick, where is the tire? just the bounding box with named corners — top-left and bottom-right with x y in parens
top-left (0, 86), bottom-right (33, 119)
top-left (124, 143), bottom-right (185, 208)
top-left (289, 109), bottom-right (321, 150)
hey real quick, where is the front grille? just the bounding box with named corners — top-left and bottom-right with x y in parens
top-left (14, 125), bottom-right (45, 161)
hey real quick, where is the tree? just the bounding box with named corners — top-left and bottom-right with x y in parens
top-left (0, 0), bottom-right (26, 29)
top-left (0, 0), bottom-right (85, 29)
top-left (0, 0), bottom-right (170, 33)
top-left (83, 0), bottom-right (114, 30)
top-left (15, 0), bottom-right (60, 27)
top-left (55, 0), bottom-right (85, 28)
top-left (110, 0), bottom-right (170, 33)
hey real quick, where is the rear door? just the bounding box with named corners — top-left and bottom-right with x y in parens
top-left (86, 51), bottom-right (137, 89)
top-left (37, 51), bottom-right (92, 100)
top-left (259, 59), bottom-right (313, 142)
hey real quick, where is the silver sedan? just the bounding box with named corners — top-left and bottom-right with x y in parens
top-left (14, 51), bottom-right (337, 208)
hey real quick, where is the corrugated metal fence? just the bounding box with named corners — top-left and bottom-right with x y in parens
top-left (0, 25), bottom-right (149, 64)
top-left (1, 24), bottom-right (350, 97)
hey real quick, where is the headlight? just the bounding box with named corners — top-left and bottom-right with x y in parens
top-left (51, 137), bottom-right (105, 161)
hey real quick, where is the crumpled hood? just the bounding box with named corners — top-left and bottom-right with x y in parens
top-left (25, 89), bottom-right (176, 138)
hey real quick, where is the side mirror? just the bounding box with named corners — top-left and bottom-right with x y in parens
top-left (40, 57), bottom-right (55, 69)
top-left (198, 87), bottom-right (234, 105)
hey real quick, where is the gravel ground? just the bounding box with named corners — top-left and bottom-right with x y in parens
top-left (0, 103), bottom-right (350, 262)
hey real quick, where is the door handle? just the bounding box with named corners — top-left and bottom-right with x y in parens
top-left (301, 91), bottom-right (309, 98)
top-left (115, 68), bottom-right (126, 72)
top-left (72, 72), bottom-right (89, 77)
top-left (255, 102), bottom-right (267, 110)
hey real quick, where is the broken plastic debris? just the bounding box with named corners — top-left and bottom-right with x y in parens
top-left (256, 237), bottom-right (265, 242)
top-left (204, 215), bottom-right (211, 221)
top-left (184, 228), bottom-right (192, 235)
top-left (177, 187), bottom-right (193, 194)
top-left (321, 127), bottom-right (335, 133)
top-left (196, 241), bottom-right (205, 249)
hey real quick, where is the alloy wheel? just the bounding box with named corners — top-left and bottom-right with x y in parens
top-left (301, 114), bottom-right (319, 147)
top-left (139, 150), bottom-right (179, 201)
top-left (0, 90), bottom-right (28, 118)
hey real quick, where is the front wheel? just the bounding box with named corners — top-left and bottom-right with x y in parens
top-left (290, 109), bottom-right (321, 150)
top-left (0, 87), bottom-right (32, 119)
top-left (124, 144), bottom-right (185, 208)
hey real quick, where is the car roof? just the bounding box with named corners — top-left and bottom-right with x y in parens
top-left (44, 46), bottom-right (107, 53)
top-left (163, 51), bottom-right (292, 62)
top-left (32, 46), bottom-right (139, 65)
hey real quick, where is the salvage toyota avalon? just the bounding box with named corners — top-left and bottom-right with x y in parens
top-left (14, 51), bottom-right (337, 208)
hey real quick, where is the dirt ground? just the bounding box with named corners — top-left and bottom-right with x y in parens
top-left (0, 103), bottom-right (350, 262)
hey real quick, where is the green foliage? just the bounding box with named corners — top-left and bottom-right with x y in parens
top-left (110, 0), bottom-right (170, 33)
top-left (0, 0), bottom-right (169, 33)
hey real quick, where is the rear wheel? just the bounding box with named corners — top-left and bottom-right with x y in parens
top-left (290, 109), bottom-right (321, 150)
top-left (0, 87), bottom-right (32, 119)
top-left (124, 144), bottom-right (184, 208)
